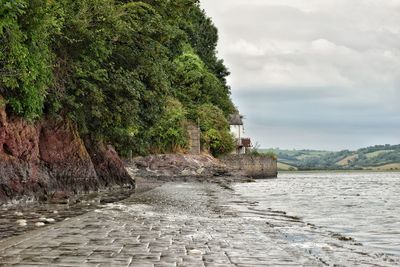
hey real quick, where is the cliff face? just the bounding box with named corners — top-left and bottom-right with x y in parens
top-left (0, 105), bottom-right (134, 204)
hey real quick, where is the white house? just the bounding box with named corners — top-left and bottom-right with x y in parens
top-left (229, 113), bottom-right (252, 154)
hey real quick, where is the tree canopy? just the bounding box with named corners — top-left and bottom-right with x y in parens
top-left (0, 0), bottom-right (235, 156)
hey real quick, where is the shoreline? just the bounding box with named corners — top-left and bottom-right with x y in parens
top-left (0, 180), bottom-right (323, 266)
top-left (0, 163), bottom-right (252, 242)
top-left (0, 152), bottom-right (270, 242)
top-left (3, 158), bottom-right (394, 241)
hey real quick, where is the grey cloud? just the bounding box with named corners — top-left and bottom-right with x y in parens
top-left (201, 0), bottom-right (400, 149)
top-left (232, 90), bottom-right (400, 149)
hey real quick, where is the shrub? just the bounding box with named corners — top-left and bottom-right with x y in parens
top-left (147, 97), bottom-right (188, 154)
top-left (0, 0), bottom-right (58, 120)
top-left (196, 103), bottom-right (234, 157)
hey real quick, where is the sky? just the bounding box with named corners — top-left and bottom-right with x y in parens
top-left (200, 0), bottom-right (400, 151)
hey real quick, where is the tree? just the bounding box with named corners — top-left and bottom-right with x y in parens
top-left (0, 0), bottom-right (58, 120)
top-left (173, 49), bottom-right (234, 118)
top-left (196, 103), bottom-right (234, 156)
top-left (0, 0), bottom-right (236, 157)
top-left (147, 97), bottom-right (188, 153)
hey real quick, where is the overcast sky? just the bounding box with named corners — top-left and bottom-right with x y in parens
top-left (200, 0), bottom-right (400, 151)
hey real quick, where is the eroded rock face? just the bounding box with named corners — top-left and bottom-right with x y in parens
top-left (0, 103), bottom-right (134, 204)
top-left (39, 120), bottom-right (99, 193)
top-left (0, 107), bottom-right (43, 200)
top-left (85, 138), bottom-right (134, 187)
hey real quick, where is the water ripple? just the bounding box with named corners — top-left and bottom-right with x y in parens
top-left (232, 172), bottom-right (400, 266)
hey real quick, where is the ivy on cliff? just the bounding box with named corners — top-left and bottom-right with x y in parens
top-left (0, 0), bottom-right (235, 157)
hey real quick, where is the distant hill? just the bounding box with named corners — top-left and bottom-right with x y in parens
top-left (261, 144), bottom-right (400, 171)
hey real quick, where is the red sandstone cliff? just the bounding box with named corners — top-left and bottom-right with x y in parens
top-left (0, 104), bottom-right (134, 204)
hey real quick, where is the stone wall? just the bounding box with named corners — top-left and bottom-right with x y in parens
top-left (221, 155), bottom-right (278, 178)
top-left (187, 123), bottom-right (201, 155)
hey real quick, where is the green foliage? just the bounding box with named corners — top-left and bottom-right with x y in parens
top-left (181, 5), bottom-right (230, 84)
top-left (248, 143), bottom-right (277, 159)
top-left (0, 0), bottom-right (236, 157)
top-left (0, 0), bottom-right (58, 120)
top-left (172, 49), bottom-right (234, 117)
top-left (197, 104), bottom-right (234, 156)
top-left (261, 151), bottom-right (278, 160)
top-left (267, 144), bottom-right (400, 170)
top-left (49, 0), bottom-right (172, 154)
top-left (148, 97), bottom-right (188, 153)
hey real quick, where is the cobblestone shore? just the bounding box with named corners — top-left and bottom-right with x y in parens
top-left (0, 182), bottom-right (322, 266)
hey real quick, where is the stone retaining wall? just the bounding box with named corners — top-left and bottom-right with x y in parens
top-left (187, 123), bottom-right (201, 155)
top-left (221, 155), bottom-right (278, 178)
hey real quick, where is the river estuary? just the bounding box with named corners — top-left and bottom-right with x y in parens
top-left (232, 172), bottom-right (400, 266)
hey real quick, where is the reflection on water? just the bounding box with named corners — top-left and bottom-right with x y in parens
top-left (232, 172), bottom-right (400, 266)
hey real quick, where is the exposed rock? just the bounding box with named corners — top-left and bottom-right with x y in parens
top-left (131, 154), bottom-right (230, 179)
top-left (0, 109), bottom-right (44, 200)
top-left (181, 169), bottom-right (194, 176)
top-left (0, 100), bottom-right (134, 204)
top-left (16, 219), bottom-right (27, 227)
top-left (39, 120), bottom-right (99, 193)
top-left (85, 138), bottom-right (133, 188)
top-left (196, 167), bottom-right (205, 174)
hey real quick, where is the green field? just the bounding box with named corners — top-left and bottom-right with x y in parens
top-left (262, 144), bottom-right (400, 171)
top-left (365, 150), bottom-right (394, 159)
top-left (277, 162), bottom-right (298, 171)
top-left (364, 163), bottom-right (400, 171)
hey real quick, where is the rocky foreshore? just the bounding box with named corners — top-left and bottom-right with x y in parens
top-left (0, 153), bottom-right (252, 241)
top-left (0, 151), bottom-right (253, 207)
top-left (131, 154), bottom-right (229, 179)
top-left (128, 153), bottom-right (255, 186)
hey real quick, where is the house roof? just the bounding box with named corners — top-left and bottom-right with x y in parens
top-left (229, 113), bottom-right (243, 125)
top-left (241, 138), bottom-right (252, 147)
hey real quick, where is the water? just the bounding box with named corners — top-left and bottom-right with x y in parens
top-left (232, 172), bottom-right (400, 266)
